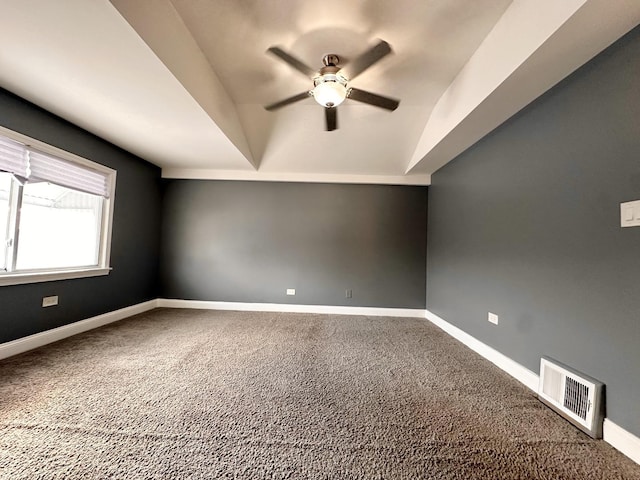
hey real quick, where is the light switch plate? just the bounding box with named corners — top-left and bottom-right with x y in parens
top-left (621, 200), bottom-right (640, 227)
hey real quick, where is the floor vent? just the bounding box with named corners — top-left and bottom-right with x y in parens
top-left (538, 356), bottom-right (605, 438)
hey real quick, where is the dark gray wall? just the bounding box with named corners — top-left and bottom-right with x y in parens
top-left (426, 27), bottom-right (640, 436)
top-left (161, 181), bottom-right (427, 308)
top-left (0, 89), bottom-right (162, 344)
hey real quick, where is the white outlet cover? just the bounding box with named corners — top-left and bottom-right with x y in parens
top-left (488, 312), bottom-right (499, 325)
top-left (286, 289), bottom-right (295, 296)
top-left (42, 295), bottom-right (59, 307)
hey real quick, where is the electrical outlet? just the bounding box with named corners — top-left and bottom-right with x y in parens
top-left (488, 312), bottom-right (499, 325)
top-left (345, 289), bottom-right (352, 298)
top-left (42, 295), bottom-right (58, 307)
top-left (286, 288), bottom-right (295, 296)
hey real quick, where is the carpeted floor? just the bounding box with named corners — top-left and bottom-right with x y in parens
top-left (0, 308), bottom-right (638, 479)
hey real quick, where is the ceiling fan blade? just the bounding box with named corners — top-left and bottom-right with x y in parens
top-left (339, 40), bottom-right (392, 80)
top-left (264, 91), bottom-right (311, 111)
top-left (267, 46), bottom-right (317, 78)
top-left (325, 107), bottom-right (337, 131)
top-left (348, 88), bottom-right (399, 111)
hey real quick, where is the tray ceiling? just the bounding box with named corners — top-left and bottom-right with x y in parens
top-left (0, 0), bottom-right (638, 185)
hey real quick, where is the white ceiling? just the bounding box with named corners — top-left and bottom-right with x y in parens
top-left (0, 0), bottom-right (638, 185)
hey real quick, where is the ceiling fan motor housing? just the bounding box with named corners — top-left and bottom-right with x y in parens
top-left (322, 54), bottom-right (340, 67)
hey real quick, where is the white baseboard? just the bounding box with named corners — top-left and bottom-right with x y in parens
top-left (604, 419), bottom-right (640, 465)
top-left (0, 299), bottom-right (158, 360)
top-left (157, 298), bottom-right (426, 318)
top-left (424, 309), bottom-right (640, 466)
top-left (424, 309), bottom-right (540, 391)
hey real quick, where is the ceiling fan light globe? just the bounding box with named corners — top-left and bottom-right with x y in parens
top-left (313, 81), bottom-right (347, 108)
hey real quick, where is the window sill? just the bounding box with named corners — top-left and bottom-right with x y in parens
top-left (0, 267), bottom-right (111, 287)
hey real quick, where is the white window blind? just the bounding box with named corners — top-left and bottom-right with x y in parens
top-left (28, 150), bottom-right (110, 198)
top-left (0, 136), bottom-right (29, 179)
top-left (0, 133), bottom-right (110, 198)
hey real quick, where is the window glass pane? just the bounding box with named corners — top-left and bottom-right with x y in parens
top-left (16, 182), bottom-right (103, 270)
top-left (0, 172), bottom-right (11, 271)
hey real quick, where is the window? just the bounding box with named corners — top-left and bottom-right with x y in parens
top-left (0, 128), bottom-right (116, 286)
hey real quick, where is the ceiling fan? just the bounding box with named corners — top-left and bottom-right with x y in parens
top-left (264, 40), bottom-right (400, 131)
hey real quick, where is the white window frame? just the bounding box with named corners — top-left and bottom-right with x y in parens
top-left (0, 126), bottom-right (116, 286)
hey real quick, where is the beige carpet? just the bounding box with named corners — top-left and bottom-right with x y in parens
top-left (0, 308), bottom-right (638, 479)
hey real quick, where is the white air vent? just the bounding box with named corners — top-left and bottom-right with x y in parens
top-left (538, 357), bottom-right (604, 438)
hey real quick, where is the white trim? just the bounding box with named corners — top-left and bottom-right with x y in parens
top-left (157, 298), bottom-right (426, 318)
top-left (99, 170), bottom-right (116, 268)
top-left (0, 299), bottom-right (158, 360)
top-left (0, 267), bottom-right (111, 287)
top-left (161, 168), bottom-right (431, 186)
top-left (603, 419), bottom-right (640, 465)
top-left (425, 309), bottom-right (640, 465)
top-left (424, 309), bottom-right (539, 391)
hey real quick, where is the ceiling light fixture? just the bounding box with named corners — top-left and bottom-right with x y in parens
top-left (312, 54), bottom-right (348, 108)
top-left (312, 73), bottom-right (347, 108)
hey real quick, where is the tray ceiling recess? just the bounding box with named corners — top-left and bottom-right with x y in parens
top-left (0, 0), bottom-right (638, 185)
